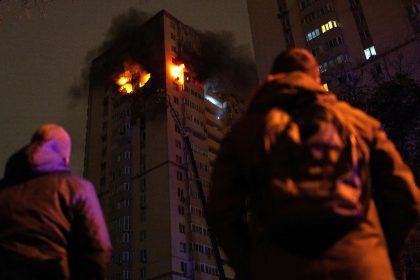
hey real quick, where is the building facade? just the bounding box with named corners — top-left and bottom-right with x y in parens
top-left (85, 10), bottom-right (242, 280)
top-left (247, 0), bottom-right (420, 90)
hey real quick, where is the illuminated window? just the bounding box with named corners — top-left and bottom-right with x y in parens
top-left (306, 28), bottom-right (320, 41)
top-left (321, 20), bottom-right (338, 33)
top-left (323, 83), bottom-right (329, 91)
top-left (364, 46), bottom-right (377, 60)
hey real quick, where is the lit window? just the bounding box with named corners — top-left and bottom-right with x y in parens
top-left (364, 46), bottom-right (377, 60)
top-left (323, 83), bottom-right (329, 91)
top-left (306, 28), bottom-right (320, 41)
top-left (321, 20), bottom-right (338, 33)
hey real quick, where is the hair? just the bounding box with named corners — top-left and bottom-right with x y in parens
top-left (270, 48), bottom-right (320, 81)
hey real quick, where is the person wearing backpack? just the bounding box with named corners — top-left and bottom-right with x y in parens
top-left (207, 48), bottom-right (420, 280)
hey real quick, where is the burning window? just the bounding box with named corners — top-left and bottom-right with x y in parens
top-left (115, 61), bottom-right (151, 95)
top-left (170, 63), bottom-right (186, 85)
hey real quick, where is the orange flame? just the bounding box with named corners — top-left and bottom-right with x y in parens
top-left (115, 62), bottom-right (151, 95)
top-left (170, 64), bottom-right (185, 85)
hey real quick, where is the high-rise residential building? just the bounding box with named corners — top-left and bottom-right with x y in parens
top-left (247, 0), bottom-right (420, 90)
top-left (84, 10), bottom-right (242, 280)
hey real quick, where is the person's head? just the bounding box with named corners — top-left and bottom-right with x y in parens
top-left (270, 48), bottom-right (321, 84)
top-left (30, 124), bottom-right (71, 166)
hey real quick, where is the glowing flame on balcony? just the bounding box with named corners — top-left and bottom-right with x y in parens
top-left (170, 63), bottom-right (185, 85)
top-left (115, 62), bottom-right (151, 95)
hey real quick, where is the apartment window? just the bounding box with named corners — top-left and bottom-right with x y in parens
top-left (124, 151), bottom-right (131, 159)
top-left (328, 36), bottom-right (343, 48)
top-left (321, 20), bottom-right (338, 33)
top-left (140, 249), bottom-right (147, 263)
top-left (171, 46), bottom-right (177, 53)
top-left (124, 166), bottom-right (131, 175)
top-left (371, 64), bottom-right (383, 78)
top-left (364, 46), bottom-right (377, 60)
top-left (174, 96), bottom-right (179, 104)
top-left (139, 267), bottom-right (146, 280)
top-left (179, 223), bottom-right (186, 233)
top-left (140, 193), bottom-right (146, 209)
top-left (123, 216), bottom-right (130, 231)
top-left (306, 28), bottom-right (320, 41)
top-left (180, 242), bottom-right (187, 253)
top-left (178, 205), bottom-right (185, 215)
top-left (359, 29), bottom-right (371, 40)
top-left (175, 139), bottom-right (181, 149)
top-left (176, 154), bottom-right (182, 164)
top-left (170, 33), bottom-right (177, 41)
top-left (122, 251), bottom-right (130, 262)
top-left (311, 45), bottom-right (322, 57)
top-left (139, 230), bottom-right (146, 241)
top-left (122, 232), bottom-right (130, 243)
top-left (181, 261), bottom-right (188, 273)
top-left (409, 3), bottom-right (420, 16)
top-left (140, 211), bottom-right (146, 223)
top-left (285, 31), bottom-right (294, 47)
top-left (177, 187), bottom-right (184, 197)
top-left (122, 270), bottom-right (129, 280)
top-left (176, 170), bottom-right (183, 181)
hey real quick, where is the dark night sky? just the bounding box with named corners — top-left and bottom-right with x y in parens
top-left (0, 0), bottom-right (254, 175)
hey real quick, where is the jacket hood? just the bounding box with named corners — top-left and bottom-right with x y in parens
top-left (248, 71), bottom-right (332, 112)
top-left (1, 141), bottom-right (70, 186)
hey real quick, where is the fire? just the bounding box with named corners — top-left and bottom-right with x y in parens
top-left (170, 64), bottom-right (185, 85)
top-left (115, 62), bottom-right (151, 95)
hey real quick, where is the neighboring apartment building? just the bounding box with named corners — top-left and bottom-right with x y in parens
top-left (85, 10), bottom-right (243, 280)
top-left (247, 0), bottom-right (420, 90)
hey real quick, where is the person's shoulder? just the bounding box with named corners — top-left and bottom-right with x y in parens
top-left (334, 100), bottom-right (382, 139)
top-left (52, 172), bottom-right (95, 192)
top-left (335, 100), bottom-right (379, 125)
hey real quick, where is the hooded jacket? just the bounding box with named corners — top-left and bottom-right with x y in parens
top-left (207, 72), bottom-right (420, 280)
top-left (0, 140), bottom-right (112, 279)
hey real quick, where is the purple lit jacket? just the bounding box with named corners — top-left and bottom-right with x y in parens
top-left (0, 143), bottom-right (112, 279)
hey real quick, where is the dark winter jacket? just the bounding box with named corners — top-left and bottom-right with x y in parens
top-left (0, 143), bottom-right (112, 279)
top-left (207, 72), bottom-right (420, 280)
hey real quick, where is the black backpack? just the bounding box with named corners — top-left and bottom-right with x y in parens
top-left (247, 93), bottom-right (371, 237)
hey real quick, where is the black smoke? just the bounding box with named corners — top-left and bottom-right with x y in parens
top-left (180, 30), bottom-right (258, 97)
top-left (68, 8), bottom-right (150, 103)
top-left (68, 8), bottom-right (257, 102)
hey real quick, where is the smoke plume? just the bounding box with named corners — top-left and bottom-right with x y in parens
top-left (180, 30), bottom-right (258, 97)
top-left (68, 8), bottom-right (150, 103)
top-left (68, 8), bottom-right (257, 102)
